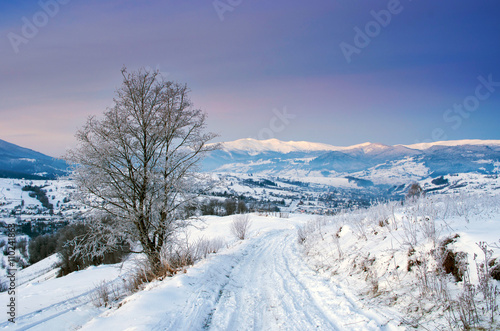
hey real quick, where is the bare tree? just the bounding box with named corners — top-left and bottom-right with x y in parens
top-left (406, 182), bottom-right (424, 201)
top-left (66, 67), bottom-right (219, 272)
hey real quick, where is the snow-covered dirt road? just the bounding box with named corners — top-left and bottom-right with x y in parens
top-left (190, 229), bottom-right (396, 330)
top-left (80, 225), bottom-right (401, 330)
top-left (1, 215), bottom-right (403, 330)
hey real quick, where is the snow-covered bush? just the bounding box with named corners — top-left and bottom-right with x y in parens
top-left (192, 236), bottom-right (225, 260)
top-left (231, 214), bottom-right (252, 240)
top-left (125, 236), bottom-right (226, 293)
top-left (90, 281), bottom-right (122, 308)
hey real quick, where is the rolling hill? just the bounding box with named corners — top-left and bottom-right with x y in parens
top-left (0, 139), bottom-right (69, 179)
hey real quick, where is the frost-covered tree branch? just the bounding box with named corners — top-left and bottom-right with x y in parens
top-left (66, 67), bottom-right (219, 271)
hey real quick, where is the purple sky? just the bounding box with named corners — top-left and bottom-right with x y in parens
top-left (1, 0), bottom-right (500, 157)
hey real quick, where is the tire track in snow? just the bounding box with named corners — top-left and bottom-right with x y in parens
top-left (155, 241), bottom-right (257, 330)
top-left (82, 228), bottom-right (402, 330)
top-left (0, 277), bottom-right (124, 330)
top-left (197, 229), bottom-right (397, 330)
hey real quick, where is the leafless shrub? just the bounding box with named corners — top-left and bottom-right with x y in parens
top-left (400, 213), bottom-right (418, 248)
top-left (367, 201), bottom-right (392, 229)
top-left (452, 270), bottom-right (479, 330)
top-left (163, 236), bottom-right (225, 272)
top-left (378, 219), bottom-right (388, 227)
top-left (231, 214), bottom-right (252, 240)
top-left (164, 246), bottom-right (195, 271)
top-left (125, 257), bottom-right (176, 293)
top-left (413, 251), bottom-right (433, 297)
top-left (360, 256), bottom-right (378, 295)
top-left (398, 201), bottom-right (441, 249)
top-left (125, 261), bottom-right (153, 293)
top-left (351, 216), bottom-right (368, 241)
top-left (192, 237), bottom-right (225, 260)
top-left (125, 237), bottom-right (225, 293)
top-left (297, 226), bottom-right (308, 244)
top-left (419, 216), bottom-right (438, 244)
top-left (476, 241), bottom-right (499, 324)
top-left (90, 281), bottom-right (121, 308)
top-left (443, 242), bottom-right (500, 329)
top-left (332, 229), bottom-right (343, 260)
top-left (297, 217), bottom-right (331, 244)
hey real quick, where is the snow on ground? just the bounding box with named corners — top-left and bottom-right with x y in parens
top-left (421, 172), bottom-right (500, 194)
top-left (0, 178), bottom-right (74, 217)
top-left (352, 157), bottom-right (430, 185)
top-left (5, 265), bottom-right (124, 331)
top-left (0, 214), bottom-right (402, 330)
top-left (4, 189), bottom-right (499, 330)
top-left (16, 254), bottom-right (61, 288)
top-left (287, 175), bottom-right (359, 188)
top-left (0, 180), bottom-right (41, 210)
top-left (301, 192), bottom-right (500, 330)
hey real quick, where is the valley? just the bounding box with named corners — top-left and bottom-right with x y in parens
top-left (1, 138), bottom-right (500, 330)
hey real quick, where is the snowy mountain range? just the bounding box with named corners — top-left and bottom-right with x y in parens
top-left (0, 139), bottom-right (69, 179)
top-left (204, 138), bottom-right (500, 186)
top-left (2, 136), bottom-right (499, 188)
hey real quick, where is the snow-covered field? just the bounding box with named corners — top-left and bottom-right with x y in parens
top-left (0, 178), bottom-right (74, 213)
top-left (301, 193), bottom-right (500, 330)
top-left (1, 183), bottom-right (499, 329)
top-left (0, 214), bottom-right (403, 330)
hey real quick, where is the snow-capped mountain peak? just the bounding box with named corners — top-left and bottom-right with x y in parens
top-left (218, 139), bottom-right (397, 155)
top-left (219, 138), bottom-right (340, 154)
top-left (403, 139), bottom-right (500, 150)
top-left (342, 142), bottom-right (391, 153)
top-left (217, 138), bottom-right (500, 155)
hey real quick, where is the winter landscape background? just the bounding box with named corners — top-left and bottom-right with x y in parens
top-left (1, 137), bottom-right (500, 330)
top-left (2, 0), bottom-right (500, 330)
